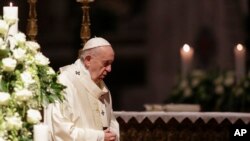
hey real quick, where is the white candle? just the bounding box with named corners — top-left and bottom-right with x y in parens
top-left (3, 2), bottom-right (18, 35)
top-left (234, 44), bottom-right (246, 83)
top-left (34, 123), bottom-right (49, 141)
top-left (180, 44), bottom-right (194, 78)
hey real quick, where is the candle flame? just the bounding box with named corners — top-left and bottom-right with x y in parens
top-left (236, 44), bottom-right (244, 51)
top-left (10, 2), bottom-right (13, 7)
top-left (183, 44), bottom-right (190, 52)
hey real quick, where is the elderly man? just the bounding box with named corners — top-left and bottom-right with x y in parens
top-left (45, 37), bottom-right (119, 141)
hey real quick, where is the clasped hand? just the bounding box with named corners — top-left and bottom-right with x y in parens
top-left (104, 128), bottom-right (116, 141)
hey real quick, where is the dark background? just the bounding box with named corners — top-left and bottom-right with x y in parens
top-left (0, 0), bottom-right (249, 111)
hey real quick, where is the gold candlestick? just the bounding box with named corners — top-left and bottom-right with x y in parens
top-left (27, 0), bottom-right (38, 41)
top-left (80, 0), bottom-right (91, 45)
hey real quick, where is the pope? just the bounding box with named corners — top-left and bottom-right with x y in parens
top-left (45, 37), bottom-right (120, 141)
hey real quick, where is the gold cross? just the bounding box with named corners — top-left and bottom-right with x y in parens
top-left (75, 71), bottom-right (80, 75)
top-left (101, 110), bottom-right (105, 116)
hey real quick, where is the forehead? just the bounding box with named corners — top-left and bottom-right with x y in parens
top-left (95, 46), bottom-right (114, 58)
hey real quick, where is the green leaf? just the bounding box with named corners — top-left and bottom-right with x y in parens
top-left (0, 49), bottom-right (9, 59)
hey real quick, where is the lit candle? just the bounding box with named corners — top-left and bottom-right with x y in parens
top-left (3, 2), bottom-right (18, 35)
top-left (180, 44), bottom-right (194, 78)
top-left (33, 123), bottom-right (49, 141)
top-left (234, 44), bottom-right (246, 83)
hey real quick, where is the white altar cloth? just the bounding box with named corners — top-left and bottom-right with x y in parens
top-left (114, 111), bottom-right (250, 124)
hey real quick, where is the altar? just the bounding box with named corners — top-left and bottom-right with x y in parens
top-left (114, 111), bottom-right (250, 141)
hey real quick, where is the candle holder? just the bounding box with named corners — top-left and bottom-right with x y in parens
top-left (80, 0), bottom-right (91, 45)
top-left (27, 0), bottom-right (38, 41)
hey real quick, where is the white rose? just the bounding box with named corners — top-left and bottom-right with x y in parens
top-left (13, 32), bottom-right (26, 44)
top-left (3, 15), bottom-right (17, 26)
top-left (0, 44), bottom-right (7, 50)
top-left (0, 20), bottom-right (8, 35)
top-left (0, 92), bottom-right (10, 105)
top-left (5, 114), bottom-right (22, 130)
top-left (47, 67), bottom-right (55, 75)
top-left (21, 71), bottom-right (35, 85)
top-left (26, 41), bottom-right (40, 53)
top-left (0, 137), bottom-right (5, 141)
top-left (27, 109), bottom-right (42, 124)
top-left (2, 57), bottom-right (17, 72)
top-left (13, 48), bottom-right (26, 62)
top-left (25, 54), bottom-right (35, 65)
top-left (35, 53), bottom-right (50, 66)
top-left (15, 89), bottom-right (33, 101)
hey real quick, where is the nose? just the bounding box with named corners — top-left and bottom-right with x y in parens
top-left (106, 65), bottom-right (112, 72)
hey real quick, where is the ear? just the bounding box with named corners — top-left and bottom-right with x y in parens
top-left (83, 55), bottom-right (91, 68)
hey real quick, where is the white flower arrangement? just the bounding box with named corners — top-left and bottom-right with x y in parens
top-left (27, 109), bottom-right (42, 124)
top-left (170, 69), bottom-right (250, 112)
top-left (0, 17), bottom-right (65, 140)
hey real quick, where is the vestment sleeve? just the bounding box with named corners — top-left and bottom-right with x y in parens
top-left (45, 74), bottom-right (105, 141)
top-left (47, 103), bottom-right (104, 141)
top-left (107, 92), bottom-right (120, 141)
top-left (109, 110), bottom-right (120, 141)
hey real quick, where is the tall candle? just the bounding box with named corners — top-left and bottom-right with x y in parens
top-left (3, 2), bottom-right (18, 35)
top-left (34, 123), bottom-right (49, 141)
top-left (234, 44), bottom-right (246, 83)
top-left (180, 44), bottom-right (194, 78)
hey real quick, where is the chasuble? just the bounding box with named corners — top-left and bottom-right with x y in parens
top-left (45, 59), bottom-right (119, 141)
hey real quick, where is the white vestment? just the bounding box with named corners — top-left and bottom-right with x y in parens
top-left (45, 59), bottom-right (120, 141)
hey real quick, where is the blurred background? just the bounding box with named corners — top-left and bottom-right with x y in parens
top-left (1, 0), bottom-right (249, 111)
